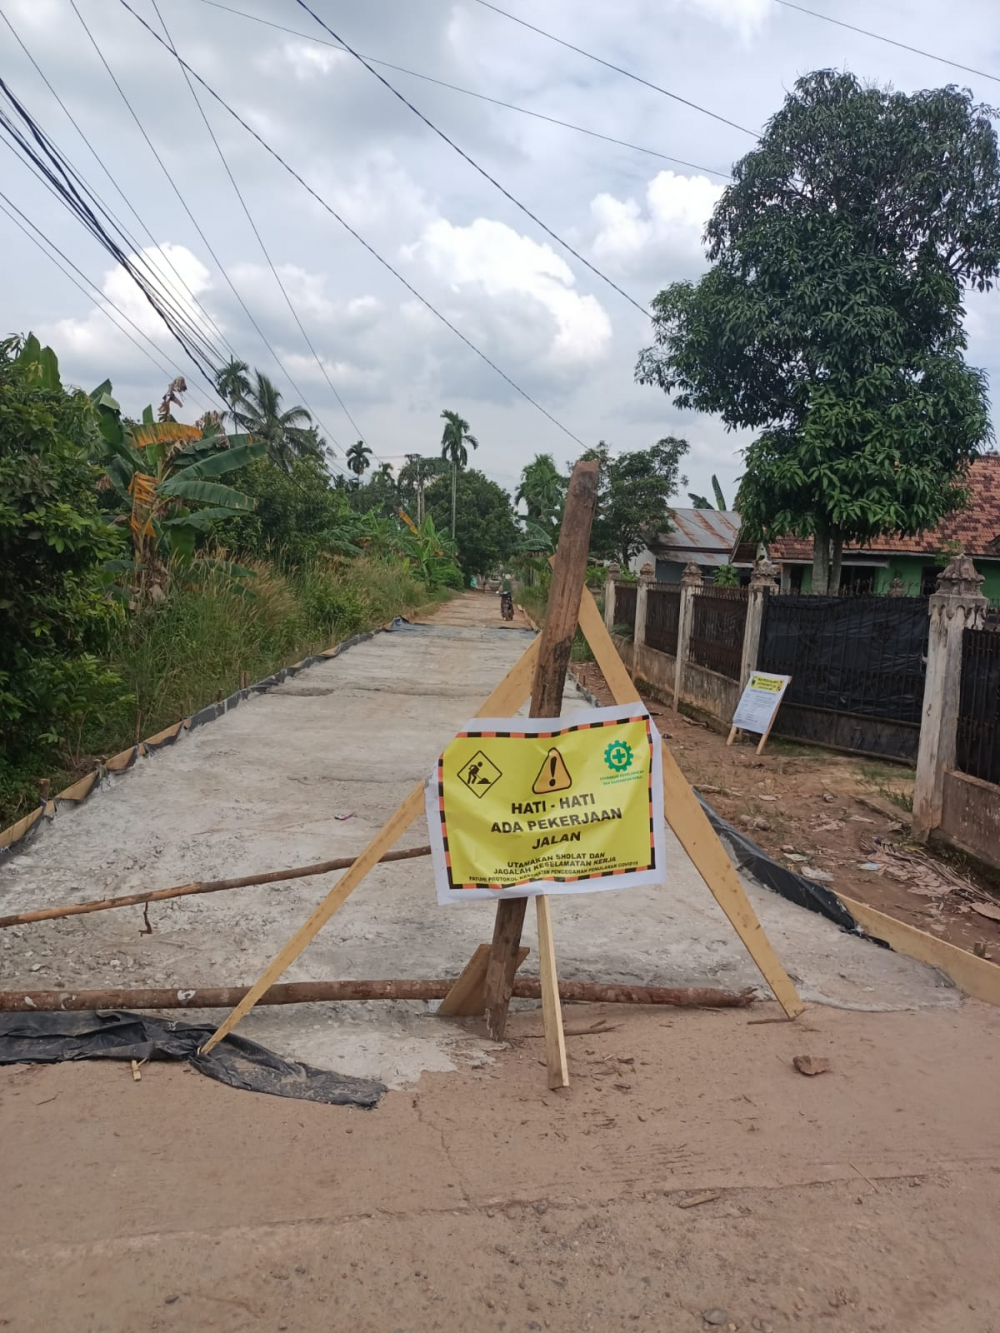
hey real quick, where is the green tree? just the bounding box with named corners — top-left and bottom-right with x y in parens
top-left (0, 336), bottom-right (126, 796)
top-left (215, 456), bottom-right (356, 564)
top-left (426, 467), bottom-right (517, 579)
top-left (214, 357), bottom-right (251, 427)
top-left (345, 440), bottom-right (372, 482)
top-left (636, 71), bottom-right (1000, 592)
top-left (689, 475), bottom-right (727, 510)
top-left (582, 439), bottom-right (688, 567)
top-left (398, 454), bottom-right (446, 523)
top-left (232, 371), bottom-right (322, 473)
top-left (439, 409), bottom-right (479, 538)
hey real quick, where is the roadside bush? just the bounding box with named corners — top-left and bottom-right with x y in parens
top-left (0, 337), bottom-right (127, 810)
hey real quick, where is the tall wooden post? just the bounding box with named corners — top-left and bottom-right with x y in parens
top-left (482, 460), bottom-right (599, 1044)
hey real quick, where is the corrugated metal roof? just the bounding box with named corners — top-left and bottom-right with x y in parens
top-left (650, 509), bottom-right (741, 554)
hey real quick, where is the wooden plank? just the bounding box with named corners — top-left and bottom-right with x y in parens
top-left (200, 632), bottom-right (542, 1054)
top-left (725, 725), bottom-right (738, 747)
top-left (837, 893), bottom-right (1000, 1007)
top-left (481, 460), bottom-right (599, 1043)
top-left (576, 587), bottom-right (804, 1020)
top-left (535, 895), bottom-right (569, 1089)
top-left (437, 944), bottom-right (529, 1017)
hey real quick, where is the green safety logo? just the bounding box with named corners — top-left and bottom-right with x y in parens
top-left (603, 739), bottom-right (633, 773)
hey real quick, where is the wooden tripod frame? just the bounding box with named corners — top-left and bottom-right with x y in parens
top-left (200, 591), bottom-right (804, 1084)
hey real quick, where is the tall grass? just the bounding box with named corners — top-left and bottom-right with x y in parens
top-left (0, 557), bottom-right (440, 827)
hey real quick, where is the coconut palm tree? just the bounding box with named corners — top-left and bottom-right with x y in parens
top-left (214, 357), bottom-right (251, 428)
top-left (439, 409), bottom-right (479, 538)
top-left (346, 440), bottom-right (373, 481)
top-left (231, 371), bottom-right (318, 472)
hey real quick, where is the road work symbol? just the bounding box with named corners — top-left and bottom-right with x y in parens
top-left (532, 747), bottom-right (573, 794)
top-left (457, 750), bottom-right (502, 799)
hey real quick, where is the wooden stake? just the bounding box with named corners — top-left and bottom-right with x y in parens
top-left (481, 459), bottom-right (598, 1057)
top-left (437, 943), bottom-right (530, 1017)
top-left (535, 895), bottom-right (569, 1088)
top-left (199, 633), bottom-right (543, 1053)
top-left (574, 587), bottom-right (804, 1020)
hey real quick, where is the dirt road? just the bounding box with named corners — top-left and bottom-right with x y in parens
top-left (2, 594), bottom-right (999, 1331)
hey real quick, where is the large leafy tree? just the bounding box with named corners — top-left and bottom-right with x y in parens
top-left (439, 409), bottom-right (479, 538)
top-left (0, 336), bottom-right (125, 787)
top-left (636, 72), bottom-right (1000, 592)
top-left (232, 371), bottom-right (322, 473)
top-left (426, 467), bottom-right (517, 579)
top-left (582, 439), bottom-right (688, 567)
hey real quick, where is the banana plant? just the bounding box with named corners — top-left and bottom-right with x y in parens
top-left (398, 512), bottom-right (460, 588)
top-left (91, 383), bottom-right (264, 599)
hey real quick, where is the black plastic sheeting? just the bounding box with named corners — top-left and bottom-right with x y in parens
top-left (697, 795), bottom-right (865, 935)
top-left (0, 1010), bottom-right (386, 1107)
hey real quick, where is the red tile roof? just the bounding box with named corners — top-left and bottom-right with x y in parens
top-left (767, 455), bottom-right (1000, 562)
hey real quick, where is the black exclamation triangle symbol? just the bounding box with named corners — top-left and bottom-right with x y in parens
top-left (549, 755), bottom-right (557, 787)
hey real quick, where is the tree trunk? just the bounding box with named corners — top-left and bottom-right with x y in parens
top-left (811, 516), bottom-right (830, 594)
top-left (451, 460), bottom-right (457, 538)
top-left (829, 527), bottom-right (844, 594)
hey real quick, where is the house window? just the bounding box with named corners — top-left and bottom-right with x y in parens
top-left (840, 565), bottom-right (880, 593)
top-left (920, 566), bottom-right (944, 597)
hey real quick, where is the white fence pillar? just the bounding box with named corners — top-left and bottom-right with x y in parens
top-left (604, 563), bottom-right (620, 633)
top-left (739, 558), bottom-right (780, 691)
top-left (673, 562), bottom-right (704, 712)
top-left (913, 556), bottom-right (987, 841)
top-left (634, 562), bottom-right (654, 652)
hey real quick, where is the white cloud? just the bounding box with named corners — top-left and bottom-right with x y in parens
top-left (275, 40), bottom-right (348, 81)
top-left (45, 243), bottom-right (218, 367)
top-left (589, 171), bottom-right (724, 274)
top-left (406, 217), bottom-right (612, 366)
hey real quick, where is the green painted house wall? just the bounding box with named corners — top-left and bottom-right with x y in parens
top-left (793, 555), bottom-right (1000, 597)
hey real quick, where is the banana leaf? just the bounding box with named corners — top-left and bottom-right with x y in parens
top-left (157, 479), bottom-right (256, 510)
top-left (162, 507), bottom-right (240, 530)
top-left (166, 440), bottom-right (265, 483)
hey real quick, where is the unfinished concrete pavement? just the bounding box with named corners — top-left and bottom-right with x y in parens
top-left (0, 594), bottom-right (956, 1085)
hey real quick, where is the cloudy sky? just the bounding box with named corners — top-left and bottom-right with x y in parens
top-left (3, 0), bottom-right (999, 502)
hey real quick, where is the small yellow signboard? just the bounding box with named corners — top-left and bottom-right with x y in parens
top-left (425, 704), bottom-right (666, 903)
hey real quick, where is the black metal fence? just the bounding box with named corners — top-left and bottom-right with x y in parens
top-left (645, 584), bottom-right (682, 656)
top-left (689, 587), bottom-right (748, 680)
top-left (759, 592), bottom-right (928, 761)
top-left (957, 628), bottom-right (1000, 784)
top-left (613, 582), bottom-right (637, 633)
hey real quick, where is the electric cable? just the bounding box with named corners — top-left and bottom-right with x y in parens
top-left (118, 0), bottom-right (588, 449)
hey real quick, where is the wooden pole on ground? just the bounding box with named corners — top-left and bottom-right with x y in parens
top-left (0, 979), bottom-right (755, 1012)
top-left (198, 634), bottom-right (543, 1055)
top-left (482, 459), bottom-right (599, 1086)
top-left (0, 846), bottom-right (434, 930)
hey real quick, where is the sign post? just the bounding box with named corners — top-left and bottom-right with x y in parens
top-left (727, 671), bottom-right (792, 754)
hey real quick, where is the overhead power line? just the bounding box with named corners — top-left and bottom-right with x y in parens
top-left (0, 81), bottom-right (226, 388)
top-left (0, 187), bottom-right (219, 407)
top-left (292, 0), bottom-right (649, 318)
top-left (772, 0), bottom-right (1000, 88)
top-left (470, 0), bottom-right (759, 138)
top-left (69, 0), bottom-right (348, 464)
top-left (198, 0), bottom-right (731, 180)
top-left (119, 0), bottom-right (587, 449)
top-left (0, 5), bottom-right (242, 376)
top-left (147, 0), bottom-right (365, 465)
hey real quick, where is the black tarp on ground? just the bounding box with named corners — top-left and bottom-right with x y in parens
top-left (0, 1010), bottom-right (385, 1107)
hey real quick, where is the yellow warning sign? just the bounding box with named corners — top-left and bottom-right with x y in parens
top-left (532, 747), bottom-right (572, 794)
top-left (426, 705), bottom-right (666, 902)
